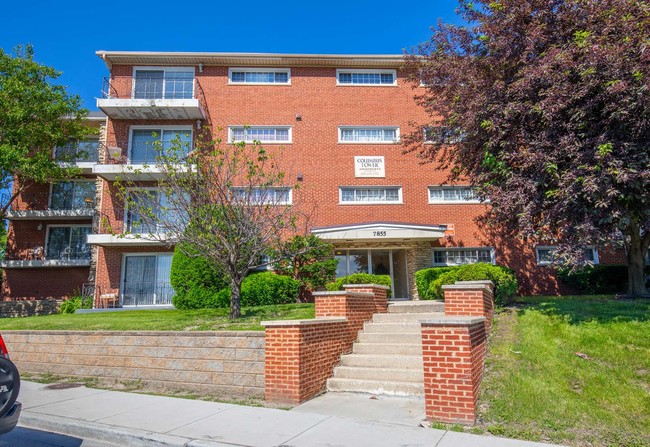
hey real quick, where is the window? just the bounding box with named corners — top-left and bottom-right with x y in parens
top-left (50, 181), bottom-right (96, 210)
top-left (432, 248), bottom-right (494, 266)
top-left (228, 126), bottom-right (292, 143)
top-left (336, 69), bottom-right (397, 86)
top-left (122, 254), bottom-right (173, 306)
top-left (339, 127), bottom-right (399, 143)
top-left (339, 187), bottom-right (402, 204)
top-left (126, 190), bottom-right (186, 234)
top-left (228, 68), bottom-right (290, 85)
top-left (129, 127), bottom-right (193, 163)
top-left (133, 68), bottom-right (194, 99)
top-left (54, 137), bottom-right (100, 163)
top-left (424, 126), bottom-right (465, 144)
top-left (231, 187), bottom-right (292, 205)
top-left (535, 246), bottom-right (599, 265)
top-left (428, 186), bottom-right (480, 203)
top-left (45, 226), bottom-right (92, 261)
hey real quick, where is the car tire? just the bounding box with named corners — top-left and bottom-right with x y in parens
top-left (0, 357), bottom-right (20, 419)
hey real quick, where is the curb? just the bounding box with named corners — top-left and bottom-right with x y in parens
top-left (19, 412), bottom-right (236, 447)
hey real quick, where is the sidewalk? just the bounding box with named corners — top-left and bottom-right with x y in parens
top-left (18, 381), bottom-right (564, 447)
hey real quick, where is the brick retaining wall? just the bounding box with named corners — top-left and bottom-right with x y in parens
top-left (3, 331), bottom-right (265, 399)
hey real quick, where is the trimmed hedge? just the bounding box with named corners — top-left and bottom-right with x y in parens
top-left (415, 267), bottom-right (459, 299)
top-left (173, 272), bottom-right (301, 310)
top-left (427, 263), bottom-right (518, 307)
top-left (170, 246), bottom-right (228, 310)
top-left (326, 273), bottom-right (392, 298)
top-left (558, 265), bottom-right (650, 294)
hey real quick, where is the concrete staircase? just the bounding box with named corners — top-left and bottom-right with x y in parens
top-left (326, 301), bottom-right (445, 397)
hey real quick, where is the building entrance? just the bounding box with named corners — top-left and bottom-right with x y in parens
top-left (334, 248), bottom-right (409, 299)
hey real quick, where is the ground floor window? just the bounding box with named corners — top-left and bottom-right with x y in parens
top-left (121, 253), bottom-right (173, 306)
top-left (334, 248), bottom-right (409, 298)
top-left (535, 246), bottom-right (599, 265)
top-left (432, 247), bottom-right (495, 266)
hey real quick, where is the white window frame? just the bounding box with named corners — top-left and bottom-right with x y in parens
top-left (128, 125), bottom-right (193, 164)
top-left (48, 179), bottom-right (96, 210)
top-left (44, 224), bottom-right (93, 260)
top-left (227, 126), bottom-right (293, 144)
top-left (428, 186), bottom-right (481, 204)
top-left (336, 69), bottom-right (397, 86)
top-left (423, 126), bottom-right (465, 145)
top-left (230, 186), bottom-right (293, 205)
top-left (535, 246), bottom-right (599, 266)
top-left (123, 187), bottom-right (176, 235)
top-left (339, 186), bottom-right (403, 205)
top-left (131, 66), bottom-right (195, 99)
top-left (120, 252), bottom-right (174, 307)
top-left (338, 126), bottom-right (400, 144)
top-left (228, 68), bottom-right (291, 85)
top-left (432, 247), bottom-right (496, 266)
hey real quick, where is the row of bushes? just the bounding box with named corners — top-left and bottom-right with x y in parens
top-left (558, 265), bottom-right (650, 294)
top-left (415, 263), bottom-right (518, 307)
top-left (326, 273), bottom-right (392, 298)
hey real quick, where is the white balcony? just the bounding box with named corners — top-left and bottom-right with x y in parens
top-left (92, 163), bottom-right (191, 181)
top-left (86, 233), bottom-right (175, 247)
top-left (97, 98), bottom-right (206, 120)
top-left (0, 259), bottom-right (91, 269)
top-left (6, 209), bottom-right (94, 221)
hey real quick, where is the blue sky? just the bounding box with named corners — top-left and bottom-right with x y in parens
top-left (0, 0), bottom-right (462, 111)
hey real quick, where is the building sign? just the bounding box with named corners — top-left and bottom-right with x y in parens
top-left (354, 156), bottom-right (385, 178)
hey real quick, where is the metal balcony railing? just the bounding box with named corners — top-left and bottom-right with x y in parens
top-left (4, 242), bottom-right (91, 262)
top-left (99, 141), bottom-right (193, 165)
top-left (54, 141), bottom-right (100, 163)
top-left (2, 191), bottom-right (96, 212)
top-left (96, 282), bottom-right (174, 307)
top-left (102, 76), bottom-right (198, 100)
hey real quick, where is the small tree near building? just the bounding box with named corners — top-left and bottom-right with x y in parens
top-left (405, 0), bottom-right (650, 296)
top-left (116, 128), bottom-right (311, 318)
top-left (0, 45), bottom-right (90, 218)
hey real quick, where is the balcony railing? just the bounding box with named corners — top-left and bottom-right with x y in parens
top-left (2, 191), bottom-right (96, 212)
top-left (96, 282), bottom-right (174, 307)
top-left (54, 142), bottom-right (100, 163)
top-left (3, 241), bottom-right (91, 263)
top-left (99, 141), bottom-right (192, 165)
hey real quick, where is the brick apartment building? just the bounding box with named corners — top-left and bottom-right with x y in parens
top-left (0, 51), bottom-right (630, 304)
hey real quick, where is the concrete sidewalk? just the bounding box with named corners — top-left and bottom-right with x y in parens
top-left (17, 381), bottom-right (564, 447)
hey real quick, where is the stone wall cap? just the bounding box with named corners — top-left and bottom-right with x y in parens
top-left (312, 291), bottom-right (374, 297)
top-left (441, 283), bottom-right (492, 291)
top-left (261, 317), bottom-right (348, 327)
top-left (456, 280), bottom-right (494, 286)
top-left (421, 316), bottom-right (486, 326)
top-left (342, 284), bottom-right (391, 290)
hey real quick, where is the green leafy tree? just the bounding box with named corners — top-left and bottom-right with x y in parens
top-left (0, 45), bottom-right (90, 217)
top-left (270, 235), bottom-right (338, 301)
top-left (405, 0), bottom-right (650, 296)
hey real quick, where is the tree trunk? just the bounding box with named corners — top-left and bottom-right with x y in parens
top-left (230, 280), bottom-right (242, 319)
top-left (626, 227), bottom-right (649, 297)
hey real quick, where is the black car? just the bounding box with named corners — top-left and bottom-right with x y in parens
top-left (0, 335), bottom-right (20, 434)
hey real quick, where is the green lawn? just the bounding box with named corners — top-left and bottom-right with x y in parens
top-left (477, 296), bottom-right (650, 447)
top-left (0, 303), bottom-right (314, 331)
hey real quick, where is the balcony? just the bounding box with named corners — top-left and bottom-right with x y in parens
top-left (95, 282), bottom-right (173, 307)
top-left (87, 205), bottom-right (179, 247)
top-left (3, 190), bottom-right (96, 221)
top-left (92, 141), bottom-right (192, 181)
top-left (54, 140), bottom-right (100, 173)
top-left (1, 241), bottom-right (92, 269)
top-left (97, 74), bottom-right (207, 120)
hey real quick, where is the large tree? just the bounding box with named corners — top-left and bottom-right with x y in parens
top-left (115, 128), bottom-right (312, 318)
top-left (0, 45), bottom-right (90, 217)
top-left (405, 0), bottom-right (650, 296)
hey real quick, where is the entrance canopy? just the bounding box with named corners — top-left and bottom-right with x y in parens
top-left (311, 221), bottom-right (447, 243)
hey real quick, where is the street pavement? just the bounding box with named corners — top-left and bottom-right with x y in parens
top-left (17, 381), bottom-right (565, 447)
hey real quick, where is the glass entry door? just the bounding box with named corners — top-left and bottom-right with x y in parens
top-left (334, 249), bottom-right (410, 299)
top-left (122, 254), bottom-right (173, 306)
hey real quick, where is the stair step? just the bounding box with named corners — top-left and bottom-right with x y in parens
top-left (388, 301), bottom-right (444, 314)
top-left (362, 322), bottom-right (422, 334)
top-left (373, 312), bottom-right (445, 323)
top-left (353, 342), bottom-right (422, 355)
top-left (333, 366), bottom-right (423, 382)
top-left (357, 332), bottom-right (422, 344)
top-left (327, 378), bottom-right (424, 397)
top-left (340, 354), bottom-right (422, 369)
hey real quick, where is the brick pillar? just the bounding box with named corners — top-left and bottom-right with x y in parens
top-left (421, 316), bottom-right (487, 425)
top-left (442, 281), bottom-right (494, 332)
top-left (342, 284), bottom-right (389, 313)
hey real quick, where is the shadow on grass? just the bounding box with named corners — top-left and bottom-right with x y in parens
top-left (513, 296), bottom-right (650, 325)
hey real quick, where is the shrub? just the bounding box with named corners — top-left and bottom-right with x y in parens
top-left (415, 267), bottom-right (460, 299)
top-left (428, 263), bottom-right (518, 306)
top-left (172, 287), bottom-right (229, 310)
top-left (170, 245), bottom-right (228, 308)
top-left (58, 295), bottom-right (93, 314)
top-left (558, 265), bottom-right (650, 294)
top-left (326, 273), bottom-right (392, 298)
